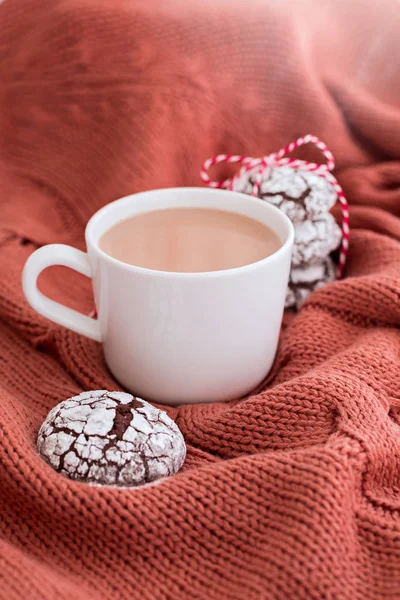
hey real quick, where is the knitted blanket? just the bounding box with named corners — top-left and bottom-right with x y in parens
top-left (1, 0), bottom-right (400, 598)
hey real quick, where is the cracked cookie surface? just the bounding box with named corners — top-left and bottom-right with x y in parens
top-left (233, 165), bottom-right (338, 221)
top-left (37, 391), bottom-right (186, 487)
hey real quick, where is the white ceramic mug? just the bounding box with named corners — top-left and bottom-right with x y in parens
top-left (22, 187), bottom-right (294, 404)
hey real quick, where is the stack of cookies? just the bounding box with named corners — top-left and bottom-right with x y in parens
top-left (233, 165), bottom-right (342, 309)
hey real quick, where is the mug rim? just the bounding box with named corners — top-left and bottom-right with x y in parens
top-left (85, 187), bottom-right (294, 278)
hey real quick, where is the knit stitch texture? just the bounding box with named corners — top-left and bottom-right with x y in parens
top-left (1, 0), bottom-right (400, 598)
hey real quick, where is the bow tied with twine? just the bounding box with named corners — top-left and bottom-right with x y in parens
top-left (200, 134), bottom-right (349, 278)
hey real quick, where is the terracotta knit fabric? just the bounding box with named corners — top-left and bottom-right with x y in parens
top-left (1, 0), bottom-right (400, 598)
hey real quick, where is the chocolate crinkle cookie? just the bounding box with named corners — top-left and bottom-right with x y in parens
top-left (286, 257), bottom-right (336, 309)
top-left (291, 215), bottom-right (341, 268)
top-left (233, 165), bottom-right (342, 309)
top-left (37, 391), bottom-right (186, 487)
top-left (233, 165), bottom-right (338, 220)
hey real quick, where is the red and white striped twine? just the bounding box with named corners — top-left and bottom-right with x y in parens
top-left (201, 134), bottom-right (349, 279)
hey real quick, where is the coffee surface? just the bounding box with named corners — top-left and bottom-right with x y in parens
top-left (99, 207), bottom-right (281, 272)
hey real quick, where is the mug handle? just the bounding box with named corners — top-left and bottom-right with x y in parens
top-left (22, 244), bottom-right (102, 342)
